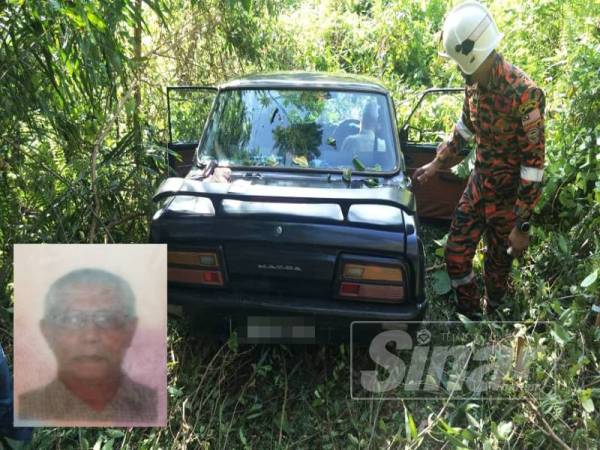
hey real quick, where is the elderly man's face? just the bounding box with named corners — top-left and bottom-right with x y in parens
top-left (40, 284), bottom-right (137, 381)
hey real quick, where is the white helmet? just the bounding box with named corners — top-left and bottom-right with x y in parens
top-left (440, 1), bottom-right (503, 75)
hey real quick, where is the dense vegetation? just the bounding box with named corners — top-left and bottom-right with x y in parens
top-left (1, 0), bottom-right (598, 448)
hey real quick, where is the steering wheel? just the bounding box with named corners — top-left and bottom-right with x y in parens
top-left (332, 119), bottom-right (360, 150)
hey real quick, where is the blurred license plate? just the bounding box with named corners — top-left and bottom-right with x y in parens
top-left (240, 316), bottom-right (315, 344)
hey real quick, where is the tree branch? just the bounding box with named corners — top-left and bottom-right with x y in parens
top-left (525, 396), bottom-right (573, 450)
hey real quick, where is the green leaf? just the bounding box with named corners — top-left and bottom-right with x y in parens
top-left (557, 234), bottom-right (569, 254)
top-left (62, 7), bottom-right (86, 28)
top-left (432, 270), bottom-right (451, 295)
top-left (86, 11), bottom-right (107, 31)
top-left (239, 428), bottom-right (247, 446)
top-left (105, 430), bottom-right (124, 438)
top-left (292, 155), bottom-right (308, 167)
top-left (352, 157), bottom-right (366, 171)
top-left (404, 408), bottom-right (418, 440)
top-left (497, 421), bottom-right (513, 440)
top-left (435, 423), bottom-right (468, 449)
top-left (342, 168), bottom-right (352, 183)
top-left (465, 412), bottom-right (480, 430)
top-left (582, 397), bottom-right (595, 413)
top-left (167, 386), bottom-right (183, 398)
top-left (227, 331), bottom-right (239, 352)
top-left (437, 418), bottom-right (459, 435)
top-left (580, 389), bottom-right (595, 413)
top-left (364, 178), bottom-right (379, 188)
top-left (460, 428), bottom-right (474, 441)
top-left (433, 234), bottom-right (448, 248)
top-left (550, 324), bottom-right (572, 346)
top-left (580, 269), bottom-right (598, 288)
top-left (457, 313), bottom-right (476, 333)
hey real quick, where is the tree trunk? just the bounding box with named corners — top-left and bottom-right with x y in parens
top-left (133, 0), bottom-right (143, 167)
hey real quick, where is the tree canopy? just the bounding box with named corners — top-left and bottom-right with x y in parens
top-left (1, 0), bottom-right (599, 448)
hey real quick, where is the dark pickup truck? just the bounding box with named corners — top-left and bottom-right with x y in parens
top-left (150, 73), bottom-right (467, 342)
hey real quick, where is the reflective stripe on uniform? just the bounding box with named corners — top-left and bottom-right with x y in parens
top-left (456, 117), bottom-right (474, 141)
top-left (451, 271), bottom-right (476, 288)
top-left (520, 165), bottom-right (544, 182)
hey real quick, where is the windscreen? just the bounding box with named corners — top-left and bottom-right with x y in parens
top-left (197, 89), bottom-right (397, 172)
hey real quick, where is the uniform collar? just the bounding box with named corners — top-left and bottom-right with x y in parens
top-left (487, 53), bottom-right (505, 91)
top-left (466, 53), bottom-right (504, 93)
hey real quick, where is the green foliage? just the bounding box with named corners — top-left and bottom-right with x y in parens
top-left (273, 123), bottom-right (323, 160)
top-left (1, 0), bottom-right (600, 448)
top-left (432, 269), bottom-right (451, 295)
top-left (169, 89), bottom-right (217, 144)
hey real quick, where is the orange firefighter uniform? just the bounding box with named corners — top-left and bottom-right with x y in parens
top-left (436, 53), bottom-right (545, 312)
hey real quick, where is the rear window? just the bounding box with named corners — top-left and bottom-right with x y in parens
top-left (197, 89), bottom-right (397, 172)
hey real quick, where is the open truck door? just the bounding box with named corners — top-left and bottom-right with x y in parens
top-left (167, 86), bottom-right (217, 176)
top-left (399, 88), bottom-right (470, 220)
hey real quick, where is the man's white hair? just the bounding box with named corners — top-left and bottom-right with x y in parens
top-left (44, 268), bottom-right (136, 318)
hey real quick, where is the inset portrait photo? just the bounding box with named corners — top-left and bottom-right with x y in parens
top-left (13, 244), bottom-right (167, 427)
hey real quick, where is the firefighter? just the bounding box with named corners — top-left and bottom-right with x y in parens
top-left (413, 1), bottom-right (545, 316)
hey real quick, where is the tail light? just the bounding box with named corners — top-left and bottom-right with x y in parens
top-left (168, 251), bottom-right (224, 286)
top-left (343, 264), bottom-right (403, 282)
top-left (338, 262), bottom-right (405, 303)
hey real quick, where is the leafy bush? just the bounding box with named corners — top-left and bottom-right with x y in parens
top-left (1, 0), bottom-right (599, 448)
